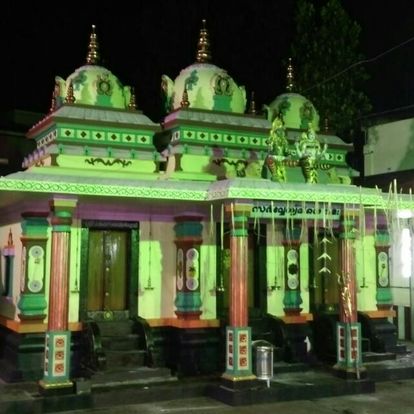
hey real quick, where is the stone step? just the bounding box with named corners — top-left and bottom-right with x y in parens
top-left (273, 361), bottom-right (311, 374)
top-left (96, 320), bottom-right (135, 337)
top-left (363, 351), bottom-right (396, 363)
top-left (101, 334), bottom-right (140, 351)
top-left (105, 349), bottom-right (146, 368)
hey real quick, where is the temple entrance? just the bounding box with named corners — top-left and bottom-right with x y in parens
top-left (216, 224), bottom-right (267, 320)
top-left (80, 221), bottom-right (139, 321)
top-left (309, 229), bottom-right (340, 314)
top-left (87, 229), bottom-right (128, 317)
top-left (309, 229), bottom-right (340, 361)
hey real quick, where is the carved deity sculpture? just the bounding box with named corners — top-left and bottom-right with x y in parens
top-left (265, 117), bottom-right (290, 182)
top-left (295, 123), bottom-right (327, 183)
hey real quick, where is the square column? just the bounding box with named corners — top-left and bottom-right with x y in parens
top-left (334, 210), bottom-right (365, 379)
top-left (222, 202), bottom-right (255, 382)
top-left (39, 197), bottom-right (77, 394)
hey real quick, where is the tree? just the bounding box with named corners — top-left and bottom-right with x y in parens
top-left (290, 0), bottom-right (371, 139)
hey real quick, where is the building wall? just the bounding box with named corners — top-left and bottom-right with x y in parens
top-left (355, 235), bottom-right (377, 311)
top-left (365, 118), bottom-right (414, 176)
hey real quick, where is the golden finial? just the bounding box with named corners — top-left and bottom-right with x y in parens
top-left (7, 229), bottom-right (13, 247)
top-left (65, 80), bottom-right (76, 104)
top-left (324, 117), bottom-right (329, 132)
top-left (286, 57), bottom-right (294, 92)
top-left (49, 90), bottom-right (56, 113)
top-left (248, 91), bottom-right (257, 115)
top-left (86, 24), bottom-right (100, 65)
top-left (180, 85), bottom-right (190, 108)
top-left (128, 88), bottom-right (137, 110)
top-left (196, 19), bottom-right (211, 63)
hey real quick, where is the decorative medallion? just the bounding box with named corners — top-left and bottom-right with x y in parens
top-left (186, 248), bottom-right (199, 291)
top-left (213, 74), bottom-right (233, 96)
top-left (176, 249), bottom-right (184, 290)
top-left (97, 74), bottom-right (113, 96)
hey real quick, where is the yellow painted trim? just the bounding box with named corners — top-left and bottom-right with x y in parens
top-left (221, 373), bottom-right (257, 382)
top-left (0, 316), bottom-right (83, 333)
top-left (39, 379), bottom-right (73, 390)
top-left (146, 317), bottom-right (220, 328)
top-left (280, 313), bottom-right (314, 324)
top-left (361, 310), bottom-right (396, 319)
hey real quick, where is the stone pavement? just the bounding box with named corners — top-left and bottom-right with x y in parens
top-left (2, 343), bottom-right (414, 413)
top-left (52, 379), bottom-right (414, 414)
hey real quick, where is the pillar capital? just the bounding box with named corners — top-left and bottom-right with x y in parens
top-left (49, 197), bottom-right (77, 232)
top-left (225, 202), bottom-right (252, 238)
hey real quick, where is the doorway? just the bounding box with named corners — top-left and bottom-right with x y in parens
top-left (80, 221), bottom-right (138, 321)
top-left (309, 229), bottom-right (340, 314)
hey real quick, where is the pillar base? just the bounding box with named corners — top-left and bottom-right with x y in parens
top-left (174, 311), bottom-right (202, 320)
top-left (283, 308), bottom-right (302, 317)
top-left (333, 364), bottom-right (368, 380)
top-left (18, 314), bottom-right (46, 323)
top-left (221, 373), bottom-right (257, 389)
top-left (376, 304), bottom-right (393, 311)
top-left (38, 379), bottom-right (74, 396)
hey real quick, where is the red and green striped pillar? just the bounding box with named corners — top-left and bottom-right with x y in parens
top-left (335, 210), bottom-right (364, 378)
top-left (39, 197), bottom-right (77, 393)
top-left (222, 202), bottom-right (255, 382)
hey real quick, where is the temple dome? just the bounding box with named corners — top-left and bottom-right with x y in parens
top-left (266, 92), bottom-right (320, 131)
top-left (53, 25), bottom-right (132, 110)
top-left (265, 58), bottom-right (320, 131)
top-left (161, 20), bottom-right (246, 114)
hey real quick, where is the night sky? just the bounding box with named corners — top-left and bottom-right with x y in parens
top-left (2, 0), bottom-right (414, 123)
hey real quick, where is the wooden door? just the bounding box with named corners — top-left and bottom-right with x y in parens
top-left (87, 230), bottom-right (128, 312)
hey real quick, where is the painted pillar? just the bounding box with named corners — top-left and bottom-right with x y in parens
top-left (282, 220), bottom-right (303, 315)
top-left (17, 212), bottom-right (49, 322)
top-left (174, 214), bottom-right (203, 320)
top-left (335, 210), bottom-right (364, 377)
top-left (222, 202), bottom-right (255, 382)
top-left (375, 215), bottom-right (392, 310)
top-left (39, 197), bottom-right (77, 392)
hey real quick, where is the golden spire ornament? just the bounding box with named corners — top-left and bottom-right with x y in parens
top-left (196, 19), bottom-right (211, 63)
top-left (248, 91), bottom-right (257, 115)
top-left (180, 85), bottom-right (190, 108)
top-left (128, 88), bottom-right (137, 110)
top-left (65, 80), bottom-right (76, 104)
top-left (49, 90), bottom-right (56, 113)
top-left (286, 57), bottom-right (294, 92)
top-left (86, 24), bottom-right (100, 65)
top-left (324, 117), bottom-right (329, 132)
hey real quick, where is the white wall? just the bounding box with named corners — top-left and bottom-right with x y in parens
top-left (365, 118), bottom-right (414, 176)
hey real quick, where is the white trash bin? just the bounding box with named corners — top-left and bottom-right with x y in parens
top-left (252, 340), bottom-right (274, 387)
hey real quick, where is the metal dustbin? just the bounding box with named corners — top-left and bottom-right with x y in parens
top-left (252, 340), bottom-right (274, 387)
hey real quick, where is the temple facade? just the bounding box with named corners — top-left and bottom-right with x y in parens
top-left (0, 22), bottom-right (410, 392)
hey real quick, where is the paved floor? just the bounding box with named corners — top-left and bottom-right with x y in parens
top-left (53, 379), bottom-right (414, 414)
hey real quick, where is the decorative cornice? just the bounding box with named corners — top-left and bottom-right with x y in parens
top-left (0, 176), bottom-right (208, 201)
top-left (0, 175), bottom-right (413, 209)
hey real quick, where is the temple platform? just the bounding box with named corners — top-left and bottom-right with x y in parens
top-left (1, 345), bottom-right (414, 412)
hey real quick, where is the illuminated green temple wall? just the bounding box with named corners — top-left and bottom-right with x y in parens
top-left (0, 213), bottom-right (394, 324)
